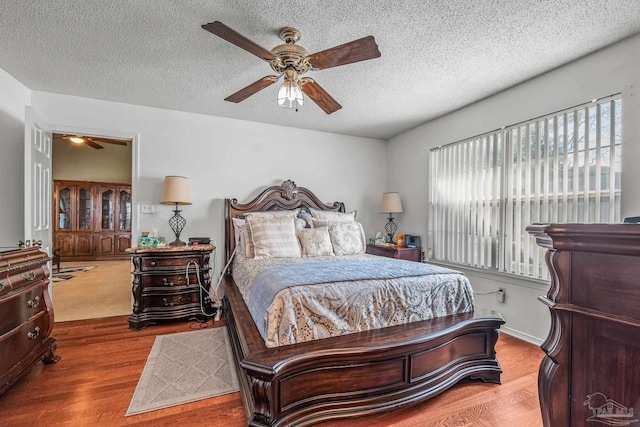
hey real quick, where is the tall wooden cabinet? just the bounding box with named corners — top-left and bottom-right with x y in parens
top-left (528, 224), bottom-right (640, 427)
top-left (54, 180), bottom-right (132, 261)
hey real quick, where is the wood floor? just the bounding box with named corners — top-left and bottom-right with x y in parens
top-left (0, 316), bottom-right (544, 427)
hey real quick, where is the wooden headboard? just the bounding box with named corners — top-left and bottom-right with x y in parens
top-left (224, 180), bottom-right (345, 267)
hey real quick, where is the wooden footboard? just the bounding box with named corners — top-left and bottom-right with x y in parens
top-left (223, 276), bottom-right (504, 427)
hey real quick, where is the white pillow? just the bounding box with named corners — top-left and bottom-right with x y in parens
top-left (328, 222), bottom-right (366, 255)
top-left (297, 227), bottom-right (334, 257)
top-left (248, 216), bottom-right (301, 258)
top-left (310, 209), bottom-right (356, 222)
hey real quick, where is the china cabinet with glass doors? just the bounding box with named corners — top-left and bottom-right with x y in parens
top-left (53, 180), bottom-right (132, 261)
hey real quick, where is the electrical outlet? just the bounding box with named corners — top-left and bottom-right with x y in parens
top-left (497, 288), bottom-right (506, 303)
top-left (140, 203), bottom-right (155, 214)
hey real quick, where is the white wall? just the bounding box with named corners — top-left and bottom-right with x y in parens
top-left (0, 68), bottom-right (30, 248)
top-left (29, 92), bottom-right (387, 270)
top-left (387, 34), bottom-right (640, 344)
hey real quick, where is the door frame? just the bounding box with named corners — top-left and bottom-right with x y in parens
top-left (48, 124), bottom-right (140, 248)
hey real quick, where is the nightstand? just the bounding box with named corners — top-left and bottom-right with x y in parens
top-left (366, 244), bottom-right (421, 262)
top-left (126, 244), bottom-right (215, 330)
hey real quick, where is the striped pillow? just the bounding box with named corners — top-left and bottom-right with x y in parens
top-left (248, 216), bottom-right (301, 258)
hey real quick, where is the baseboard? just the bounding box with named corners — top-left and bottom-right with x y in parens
top-left (500, 325), bottom-right (544, 346)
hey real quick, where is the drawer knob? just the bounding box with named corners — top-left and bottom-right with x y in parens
top-left (149, 261), bottom-right (157, 267)
top-left (21, 271), bottom-right (36, 281)
top-left (27, 296), bottom-right (41, 308)
top-left (162, 277), bottom-right (186, 287)
top-left (27, 326), bottom-right (41, 340)
top-left (162, 297), bottom-right (183, 307)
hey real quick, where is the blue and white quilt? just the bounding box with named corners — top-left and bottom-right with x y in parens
top-left (232, 253), bottom-right (474, 348)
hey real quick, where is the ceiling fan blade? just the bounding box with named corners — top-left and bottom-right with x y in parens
top-left (83, 140), bottom-right (104, 149)
top-left (88, 137), bottom-right (128, 146)
top-left (300, 79), bottom-right (342, 114)
top-left (202, 21), bottom-right (276, 62)
top-left (225, 76), bottom-right (278, 103)
top-left (307, 36), bottom-right (381, 70)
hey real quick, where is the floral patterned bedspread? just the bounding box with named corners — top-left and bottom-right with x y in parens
top-left (232, 253), bottom-right (474, 348)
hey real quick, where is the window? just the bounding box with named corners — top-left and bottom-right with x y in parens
top-left (428, 95), bottom-right (622, 280)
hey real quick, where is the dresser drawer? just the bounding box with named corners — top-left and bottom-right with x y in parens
top-left (0, 312), bottom-right (48, 375)
top-left (0, 283), bottom-right (44, 335)
top-left (140, 272), bottom-right (200, 292)
top-left (139, 255), bottom-right (203, 271)
top-left (0, 265), bottom-right (47, 297)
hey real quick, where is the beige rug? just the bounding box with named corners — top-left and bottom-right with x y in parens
top-left (126, 326), bottom-right (239, 416)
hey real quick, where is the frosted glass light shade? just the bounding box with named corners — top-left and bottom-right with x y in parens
top-left (160, 176), bottom-right (192, 205)
top-left (277, 81), bottom-right (304, 109)
top-left (380, 192), bottom-right (403, 213)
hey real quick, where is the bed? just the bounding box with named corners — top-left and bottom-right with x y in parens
top-left (222, 180), bottom-right (504, 426)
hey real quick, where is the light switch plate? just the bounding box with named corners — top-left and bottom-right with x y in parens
top-left (140, 203), bottom-right (155, 214)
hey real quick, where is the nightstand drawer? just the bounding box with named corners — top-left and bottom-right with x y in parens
top-left (140, 290), bottom-right (201, 311)
top-left (140, 273), bottom-right (200, 291)
top-left (140, 255), bottom-right (203, 271)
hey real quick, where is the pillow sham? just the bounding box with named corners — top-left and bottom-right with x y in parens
top-left (328, 221), bottom-right (366, 255)
top-left (246, 209), bottom-right (300, 219)
top-left (310, 209), bottom-right (357, 223)
top-left (297, 227), bottom-right (334, 257)
top-left (248, 216), bottom-right (301, 258)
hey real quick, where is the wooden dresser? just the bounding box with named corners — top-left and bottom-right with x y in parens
top-left (528, 224), bottom-right (640, 427)
top-left (126, 245), bottom-right (215, 330)
top-left (0, 247), bottom-right (59, 395)
top-left (366, 244), bottom-right (421, 262)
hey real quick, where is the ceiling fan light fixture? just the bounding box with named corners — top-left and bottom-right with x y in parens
top-left (69, 136), bottom-right (85, 144)
top-left (277, 80), bottom-right (304, 110)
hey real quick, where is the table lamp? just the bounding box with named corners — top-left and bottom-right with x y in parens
top-left (380, 192), bottom-right (403, 244)
top-left (160, 176), bottom-right (192, 246)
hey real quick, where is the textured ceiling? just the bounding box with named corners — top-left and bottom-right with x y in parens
top-left (2, 1), bottom-right (640, 140)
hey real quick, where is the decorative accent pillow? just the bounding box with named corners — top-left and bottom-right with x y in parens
top-left (232, 217), bottom-right (253, 258)
top-left (297, 227), bottom-right (334, 257)
top-left (297, 210), bottom-right (313, 228)
top-left (328, 221), bottom-right (366, 255)
top-left (248, 216), bottom-right (301, 258)
top-left (310, 209), bottom-right (357, 222)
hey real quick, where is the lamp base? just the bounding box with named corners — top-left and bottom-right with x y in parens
top-left (169, 238), bottom-right (186, 247)
top-left (385, 214), bottom-right (398, 244)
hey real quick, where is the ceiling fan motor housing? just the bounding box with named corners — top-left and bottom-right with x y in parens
top-left (270, 27), bottom-right (310, 75)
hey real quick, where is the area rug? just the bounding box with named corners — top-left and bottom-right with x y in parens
top-left (51, 265), bottom-right (96, 283)
top-left (125, 327), bottom-right (239, 416)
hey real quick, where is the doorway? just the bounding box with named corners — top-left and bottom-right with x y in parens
top-left (51, 132), bottom-right (134, 322)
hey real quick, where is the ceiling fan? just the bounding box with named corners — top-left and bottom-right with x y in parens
top-left (201, 21), bottom-right (381, 114)
top-left (56, 134), bottom-right (129, 150)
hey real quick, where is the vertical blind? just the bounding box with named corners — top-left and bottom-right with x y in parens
top-left (428, 95), bottom-right (622, 280)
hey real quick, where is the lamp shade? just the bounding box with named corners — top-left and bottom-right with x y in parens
top-left (160, 176), bottom-right (192, 205)
top-left (380, 192), bottom-right (403, 214)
